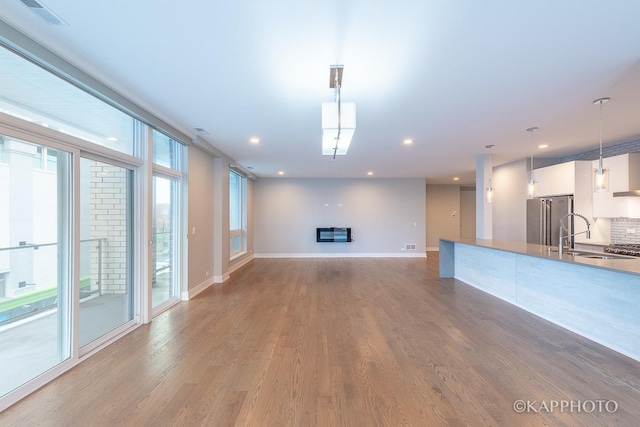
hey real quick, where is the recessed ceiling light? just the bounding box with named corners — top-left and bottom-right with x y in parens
top-left (453, 177), bottom-right (459, 181)
top-left (485, 144), bottom-right (495, 149)
top-left (367, 171), bottom-right (374, 176)
top-left (106, 137), bottom-right (118, 142)
top-left (403, 139), bottom-right (414, 145)
top-left (194, 127), bottom-right (210, 135)
top-left (538, 144), bottom-right (549, 149)
top-left (247, 166), bottom-right (254, 170)
top-left (250, 137), bottom-right (260, 144)
top-left (278, 171), bottom-right (284, 176)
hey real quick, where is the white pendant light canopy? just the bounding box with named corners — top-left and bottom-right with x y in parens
top-left (527, 126), bottom-right (538, 199)
top-left (322, 65), bottom-right (356, 157)
top-left (593, 97), bottom-right (610, 193)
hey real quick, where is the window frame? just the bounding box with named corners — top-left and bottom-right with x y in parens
top-left (150, 130), bottom-right (185, 316)
top-left (229, 169), bottom-right (247, 259)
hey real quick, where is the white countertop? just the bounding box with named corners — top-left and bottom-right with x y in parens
top-left (441, 238), bottom-right (640, 276)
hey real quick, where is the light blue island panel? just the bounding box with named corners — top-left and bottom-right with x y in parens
top-left (454, 243), bottom-right (518, 304)
top-left (439, 239), bottom-right (455, 278)
top-left (516, 255), bottom-right (640, 360)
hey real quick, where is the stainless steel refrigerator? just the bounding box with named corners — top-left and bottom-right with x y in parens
top-left (526, 196), bottom-right (574, 247)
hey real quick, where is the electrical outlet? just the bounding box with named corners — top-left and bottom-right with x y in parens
top-left (205, 270), bottom-right (209, 276)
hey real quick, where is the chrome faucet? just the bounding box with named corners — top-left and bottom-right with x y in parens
top-left (558, 213), bottom-right (591, 255)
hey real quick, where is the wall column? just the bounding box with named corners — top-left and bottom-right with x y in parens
top-left (213, 157), bottom-right (230, 283)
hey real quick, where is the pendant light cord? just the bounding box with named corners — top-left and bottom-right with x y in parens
top-left (333, 69), bottom-right (341, 159)
top-left (526, 127), bottom-right (538, 182)
top-left (593, 97), bottom-right (609, 171)
top-left (598, 100), bottom-right (604, 170)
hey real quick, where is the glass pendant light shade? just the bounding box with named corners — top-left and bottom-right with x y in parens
top-left (527, 179), bottom-right (536, 199)
top-left (594, 163), bottom-right (609, 192)
top-left (593, 97), bottom-right (610, 193)
top-left (526, 127), bottom-right (538, 199)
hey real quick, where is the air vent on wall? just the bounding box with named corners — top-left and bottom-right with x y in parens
top-left (19, 0), bottom-right (68, 25)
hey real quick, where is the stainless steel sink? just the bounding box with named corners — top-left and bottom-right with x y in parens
top-left (554, 248), bottom-right (636, 260)
top-left (578, 254), bottom-right (635, 260)
top-left (562, 250), bottom-right (593, 256)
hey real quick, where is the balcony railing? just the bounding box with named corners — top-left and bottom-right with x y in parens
top-left (0, 238), bottom-right (106, 326)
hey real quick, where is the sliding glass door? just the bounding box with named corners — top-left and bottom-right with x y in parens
top-left (151, 130), bottom-right (183, 314)
top-left (0, 136), bottom-right (72, 397)
top-left (78, 158), bottom-right (134, 349)
top-left (152, 175), bottom-right (179, 309)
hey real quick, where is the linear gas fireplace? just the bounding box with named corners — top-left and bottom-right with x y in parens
top-left (316, 227), bottom-right (352, 242)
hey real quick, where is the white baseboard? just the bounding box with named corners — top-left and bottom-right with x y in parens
top-left (214, 273), bottom-right (230, 283)
top-left (229, 253), bottom-right (254, 273)
top-left (183, 260), bottom-right (251, 300)
top-left (182, 276), bottom-right (215, 300)
top-left (253, 252), bottom-right (427, 259)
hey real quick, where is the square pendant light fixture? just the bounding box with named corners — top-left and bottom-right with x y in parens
top-left (322, 65), bottom-right (356, 157)
top-left (322, 102), bottom-right (356, 155)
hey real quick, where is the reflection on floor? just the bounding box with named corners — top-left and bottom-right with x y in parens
top-left (1, 294), bottom-right (125, 397)
top-left (0, 276), bottom-right (173, 398)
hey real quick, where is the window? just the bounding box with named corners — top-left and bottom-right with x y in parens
top-left (32, 146), bottom-right (58, 171)
top-left (152, 175), bottom-right (180, 309)
top-left (0, 31), bottom-right (190, 410)
top-left (0, 45), bottom-right (137, 156)
top-left (0, 136), bottom-right (73, 398)
top-left (229, 170), bottom-right (247, 257)
top-left (78, 158), bottom-right (134, 348)
top-left (151, 130), bottom-right (184, 312)
top-left (153, 131), bottom-right (180, 169)
top-left (0, 273), bottom-right (6, 299)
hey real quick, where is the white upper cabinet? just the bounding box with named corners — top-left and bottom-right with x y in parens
top-left (532, 162), bottom-right (577, 197)
top-left (592, 153), bottom-right (640, 218)
top-left (531, 161), bottom-right (600, 242)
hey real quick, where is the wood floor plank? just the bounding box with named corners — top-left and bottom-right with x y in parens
top-left (2, 254), bottom-right (640, 426)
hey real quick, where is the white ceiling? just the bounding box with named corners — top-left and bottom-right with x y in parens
top-left (2, 1), bottom-right (640, 184)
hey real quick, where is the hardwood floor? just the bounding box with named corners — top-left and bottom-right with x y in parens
top-left (2, 254), bottom-right (639, 426)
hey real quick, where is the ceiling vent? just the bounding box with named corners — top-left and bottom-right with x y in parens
top-left (19, 0), bottom-right (68, 25)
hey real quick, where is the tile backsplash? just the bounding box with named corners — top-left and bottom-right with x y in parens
top-left (611, 218), bottom-right (640, 244)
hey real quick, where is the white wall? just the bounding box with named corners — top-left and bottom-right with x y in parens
top-left (492, 159), bottom-right (528, 242)
top-left (426, 185), bottom-right (460, 250)
top-left (253, 178), bottom-right (426, 257)
top-left (460, 188), bottom-right (476, 239)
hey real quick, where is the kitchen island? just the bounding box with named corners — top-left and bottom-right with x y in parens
top-left (439, 238), bottom-right (640, 362)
